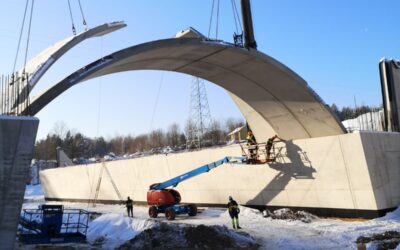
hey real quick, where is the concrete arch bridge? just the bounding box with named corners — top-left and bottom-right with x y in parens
top-left (31, 26), bottom-right (400, 220)
top-left (2, 22), bottom-right (400, 250)
top-left (19, 28), bottom-right (346, 141)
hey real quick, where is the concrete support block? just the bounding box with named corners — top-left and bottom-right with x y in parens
top-left (0, 116), bottom-right (39, 250)
top-left (40, 132), bottom-right (400, 218)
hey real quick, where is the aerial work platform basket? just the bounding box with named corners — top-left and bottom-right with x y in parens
top-left (18, 205), bottom-right (89, 244)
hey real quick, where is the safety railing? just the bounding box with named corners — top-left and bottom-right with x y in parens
top-left (240, 141), bottom-right (286, 164)
top-left (19, 206), bottom-right (89, 236)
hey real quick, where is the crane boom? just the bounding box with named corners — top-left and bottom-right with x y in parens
top-left (241, 0), bottom-right (257, 49)
top-left (150, 156), bottom-right (246, 190)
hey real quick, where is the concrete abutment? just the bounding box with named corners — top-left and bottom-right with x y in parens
top-left (0, 116), bottom-right (38, 250)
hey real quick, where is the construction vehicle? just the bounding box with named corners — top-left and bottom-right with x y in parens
top-left (147, 156), bottom-right (246, 220)
top-left (18, 205), bottom-right (89, 244)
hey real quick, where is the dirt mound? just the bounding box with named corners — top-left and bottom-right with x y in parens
top-left (356, 231), bottom-right (400, 250)
top-left (262, 208), bottom-right (318, 223)
top-left (117, 223), bottom-right (259, 250)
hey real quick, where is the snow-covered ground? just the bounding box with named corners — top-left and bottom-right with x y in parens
top-left (21, 184), bottom-right (400, 249)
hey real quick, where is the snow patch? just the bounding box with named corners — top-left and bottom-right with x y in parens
top-left (87, 213), bottom-right (155, 249)
top-left (23, 184), bottom-right (44, 201)
top-left (19, 186), bottom-right (400, 250)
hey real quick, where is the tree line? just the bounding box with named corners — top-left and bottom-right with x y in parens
top-left (329, 103), bottom-right (381, 121)
top-left (34, 118), bottom-right (245, 161)
top-left (35, 104), bottom-right (381, 160)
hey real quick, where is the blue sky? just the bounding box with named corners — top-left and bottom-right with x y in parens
top-left (0, 0), bottom-right (399, 140)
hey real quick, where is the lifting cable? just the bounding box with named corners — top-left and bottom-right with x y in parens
top-left (149, 73), bottom-right (164, 131)
top-left (67, 0), bottom-right (76, 35)
top-left (22, 0), bottom-right (35, 77)
top-left (78, 0), bottom-right (88, 30)
top-left (207, 0), bottom-right (215, 38)
top-left (207, 0), bottom-right (220, 39)
top-left (231, 0), bottom-right (243, 35)
top-left (95, 38), bottom-right (104, 137)
top-left (12, 0), bottom-right (29, 77)
top-left (215, 0), bottom-right (220, 39)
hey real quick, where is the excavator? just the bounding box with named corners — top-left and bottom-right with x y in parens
top-left (146, 156), bottom-right (246, 220)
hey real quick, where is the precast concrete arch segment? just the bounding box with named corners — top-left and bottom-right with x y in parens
top-left (12, 22), bottom-right (126, 109)
top-left (24, 38), bottom-right (346, 140)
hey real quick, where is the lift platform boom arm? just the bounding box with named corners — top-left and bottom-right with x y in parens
top-left (150, 156), bottom-right (245, 190)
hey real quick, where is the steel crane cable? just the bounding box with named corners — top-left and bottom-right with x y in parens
top-left (215, 0), bottom-right (220, 39)
top-left (207, 0), bottom-right (215, 38)
top-left (149, 73), bottom-right (164, 131)
top-left (22, 0), bottom-right (35, 77)
top-left (78, 0), bottom-right (88, 30)
top-left (67, 0), bottom-right (76, 35)
top-left (12, 0), bottom-right (30, 77)
top-left (95, 38), bottom-right (104, 137)
top-left (207, 0), bottom-right (220, 39)
top-left (231, 0), bottom-right (243, 34)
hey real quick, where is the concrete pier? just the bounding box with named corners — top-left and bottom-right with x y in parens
top-left (0, 116), bottom-right (38, 250)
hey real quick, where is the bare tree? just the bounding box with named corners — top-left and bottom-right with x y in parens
top-left (134, 134), bottom-right (148, 152)
top-left (51, 120), bottom-right (68, 139)
top-left (225, 117), bottom-right (245, 133)
top-left (204, 120), bottom-right (224, 146)
top-left (109, 136), bottom-right (125, 155)
top-left (148, 129), bottom-right (165, 149)
top-left (166, 123), bottom-right (181, 147)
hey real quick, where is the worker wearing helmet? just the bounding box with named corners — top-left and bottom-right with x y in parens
top-left (246, 130), bottom-right (258, 163)
top-left (227, 196), bottom-right (241, 229)
top-left (266, 134), bottom-right (283, 162)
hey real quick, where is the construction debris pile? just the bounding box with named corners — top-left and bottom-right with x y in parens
top-left (262, 208), bottom-right (318, 223)
top-left (356, 231), bottom-right (400, 250)
top-left (117, 223), bottom-right (259, 250)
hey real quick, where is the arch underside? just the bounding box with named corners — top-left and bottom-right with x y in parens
top-left (24, 38), bottom-right (345, 140)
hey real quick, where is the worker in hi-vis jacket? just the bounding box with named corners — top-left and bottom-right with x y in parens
top-left (227, 196), bottom-right (241, 229)
top-left (246, 130), bottom-right (258, 162)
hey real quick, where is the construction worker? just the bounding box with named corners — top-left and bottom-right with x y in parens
top-left (227, 196), bottom-right (241, 229)
top-left (126, 196), bottom-right (133, 217)
top-left (266, 134), bottom-right (283, 162)
top-left (246, 130), bottom-right (258, 162)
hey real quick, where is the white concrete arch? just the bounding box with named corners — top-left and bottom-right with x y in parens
top-left (12, 21), bottom-right (126, 109)
top-left (23, 37), bottom-right (346, 140)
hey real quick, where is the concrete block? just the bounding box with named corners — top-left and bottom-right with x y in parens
top-left (0, 116), bottom-right (38, 250)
